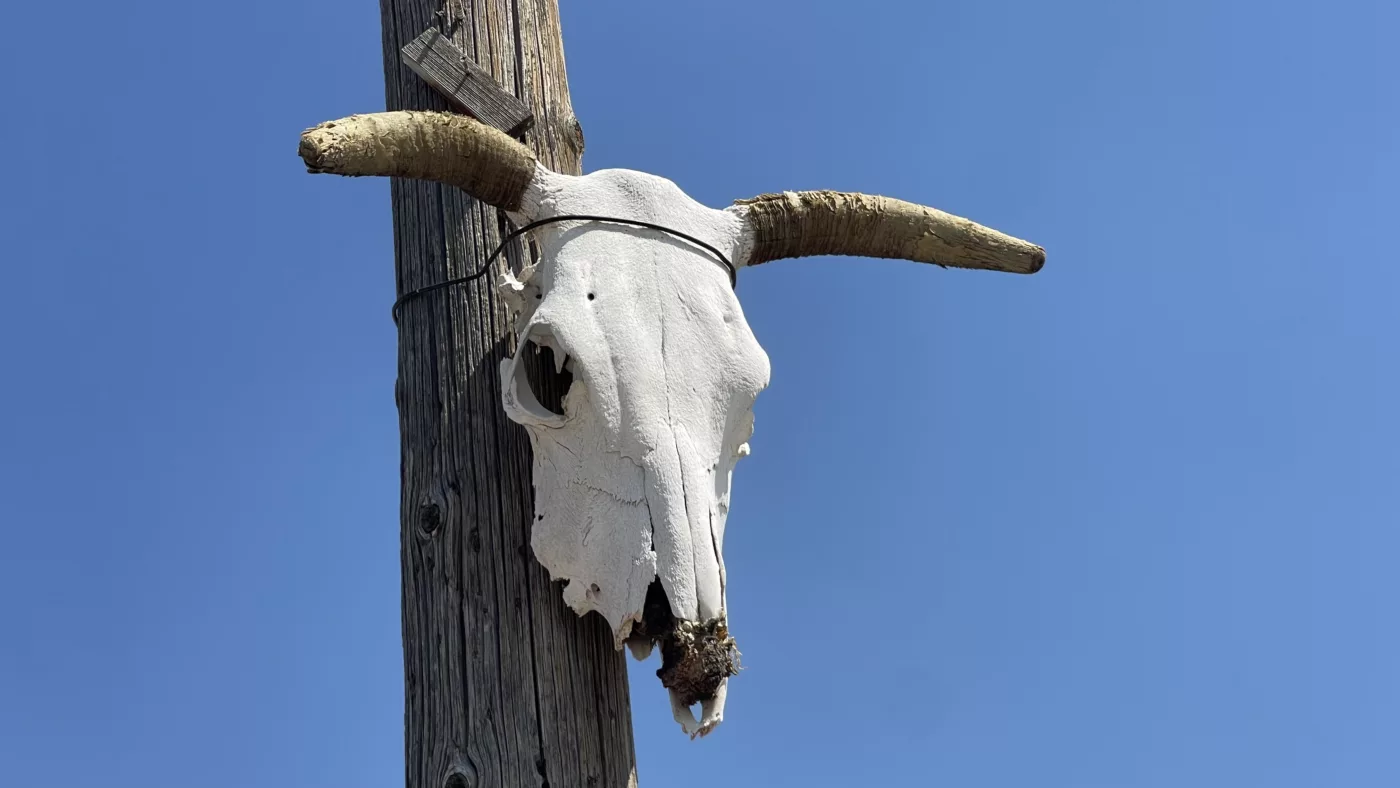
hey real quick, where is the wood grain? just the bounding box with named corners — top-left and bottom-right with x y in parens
top-left (401, 28), bottom-right (535, 136)
top-left (379, 1), bottom-right (634, 786)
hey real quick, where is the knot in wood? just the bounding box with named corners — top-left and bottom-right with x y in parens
top-left (418, 501), bottom-right (443, 535)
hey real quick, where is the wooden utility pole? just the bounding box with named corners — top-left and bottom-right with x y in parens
top-left (377, 3), bottom-right (637, 787)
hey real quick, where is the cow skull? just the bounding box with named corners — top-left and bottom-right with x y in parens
top-left (299, 111), bottom-right (1044, 738)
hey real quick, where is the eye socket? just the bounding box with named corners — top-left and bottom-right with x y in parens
top-left (520, 337), bottom-right (570, 417)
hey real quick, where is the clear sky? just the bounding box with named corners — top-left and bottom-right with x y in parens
top-left (2, 0), bottom-right (1397, 786)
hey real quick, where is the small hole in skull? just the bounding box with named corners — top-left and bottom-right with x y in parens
top-left (587, 292), bottom-right (595, 301)
top-left (522, 339), bottom-right (572, 416)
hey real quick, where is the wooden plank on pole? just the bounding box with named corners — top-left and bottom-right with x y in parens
top-left (400, 27), bottom-right (535, 136)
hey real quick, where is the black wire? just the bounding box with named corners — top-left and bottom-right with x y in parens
top-left (390, 214), bottom-right (737, 324)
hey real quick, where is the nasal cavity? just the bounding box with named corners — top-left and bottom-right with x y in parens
top-left (523, 338), bottom-right (572, 417)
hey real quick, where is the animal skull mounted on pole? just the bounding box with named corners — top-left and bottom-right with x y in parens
top-left (299, 111), bottom-right (1044, 738)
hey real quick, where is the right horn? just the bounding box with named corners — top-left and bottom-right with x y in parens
top-left (299, 110), bottom-right (540, 212)
top-left (732, 190), bottom-right (1044, 274)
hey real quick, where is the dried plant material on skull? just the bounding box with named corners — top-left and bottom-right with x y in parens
top-left (630, 579), bottom-right (739, 708)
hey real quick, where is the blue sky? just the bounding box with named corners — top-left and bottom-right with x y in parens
top-left (2, 0), bottom-right (1397, 786)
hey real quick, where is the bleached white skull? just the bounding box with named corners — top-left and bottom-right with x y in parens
top-left (300, 111), bottom-right (1044, 737)
top-left (498, 168), bottom-right (767, 737)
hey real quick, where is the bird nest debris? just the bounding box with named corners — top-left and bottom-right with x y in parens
top-left (631, 579), bottom-right (740, 707)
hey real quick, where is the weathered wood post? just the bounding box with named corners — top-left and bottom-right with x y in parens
top-left (375, 3), bottom-right (636, 787)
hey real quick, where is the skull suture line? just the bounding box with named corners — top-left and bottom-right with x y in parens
top-left (299, 111), bottom-right (1044, 738)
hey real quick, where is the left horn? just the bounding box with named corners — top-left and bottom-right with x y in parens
top-left (298, 111), bottom-right (539, 211)
top-left (732, 190), bottom-right (1044, 274)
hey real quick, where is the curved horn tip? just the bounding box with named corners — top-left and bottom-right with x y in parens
top-left (297, 132), bottom-right (330, 173)
top-left (1028, 246), bottom-right (1047, 274)
top-left (297, 118), bottom-right (361, 174)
